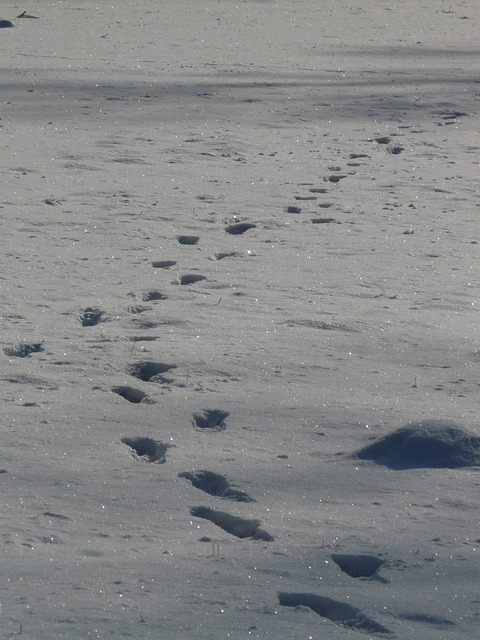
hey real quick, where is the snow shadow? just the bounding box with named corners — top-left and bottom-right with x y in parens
top-left (122, 437), bottom-right (170, 463)
top-left (127, 361), bottom-right (177, 383)
top-left (111, 386), bottom-right (154, 404)
top-left (278, 592), bottom-right (391, 636)
top-left (351, 420), bottom-right (480, 469)
top-left (331, 554), bottom-right (387, 582)
top-left (79, 307), bottom-right (106, 327)
top-left (190, 506), bottom-right (273, 541)
top-left (192, 409), bottom-right (229, 431)
top-left (179, 470), bottom-right (255, 502)
top-left (3, 343), bottom-right (43, 358)
top-left (225, 222), bottom-right (256, 235)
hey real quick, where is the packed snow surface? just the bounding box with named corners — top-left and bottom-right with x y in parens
top-left (1, 0), bottom-right (479, 638)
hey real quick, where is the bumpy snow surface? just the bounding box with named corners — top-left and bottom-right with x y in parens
top-left (1, 1), bottom-right (479, 638)
top-left (352, 420), bottom-right (480, 469)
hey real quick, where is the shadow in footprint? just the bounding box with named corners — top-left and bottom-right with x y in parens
top-left (190, 506), bottom-right (273, 540)
top-left (225, 222), bottom-right (256, 235)
top-left (193, 409), bottom-right (229, 431)
top-left (112, 386), bottom-right (154, 404)
top-left (179, 274), bottom-right (207, 285)
top-left (278, 592), bottom-right (391, 636)
top-left (127, 361), bottom-right (177, 383)
top-left (80, 308), bottom-right (106, 327)
top-left (151, 260), bottom-right (177, 269)
top-left (179, 470), bottom-right (255, 502)
top-left (142, 291), bottom-right (168, 301)
top-left (122, 437), bottom-right (171, 463)
top-left (177, 235), bottom-right (199, 245)
top-left (3, 343), bottom-right (44, 358)
top-left (331, 554), bottom-right (387, 582)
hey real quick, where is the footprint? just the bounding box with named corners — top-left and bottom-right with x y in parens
top-left (278, 592), bottom-right (391, 636)
top-left (3, 343), bottom-right (44, 358)
top-left (122, 437), bottom-right (171, 463)
top-left (212, 251), bottom-right (241, 261)
top-left (374, 136), bottom-right (391, 144)
top-left (112, 386), bottom-right (154, 404)
top-left (151, 260), bottom-right (177, 269)
top-left (225, 222), bottom-right (256, 235)
top-left (141, 291), bottom-right (168, 301)
top-left (309, 187), bottom-right (329, 193)
top-left (127, 361), bottom-right (177, 383)
top-left (387, 146), bottom-right (404, 155)
top-left (190, 506), bottom-right (273, 540)
top-left (286, 205), bottom-right (302, 214)
top-left (311, 217), bottom-right (336, 224)
top-left (192, 409), bottom-right (229, 431)
top-left (179, 470), bottom-right (255, 502)
top-left (179, 274), bottom-right (207, 285)
top-left (80, 307), bottom-right (106, 327)
top-left (177, 235), bottom-right (199, 245)
top-left (331, 554), bottom-right (387, 582)
top-left (324, 175), bottom-right (347, 184)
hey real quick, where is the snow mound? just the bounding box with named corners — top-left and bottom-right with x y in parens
top-left (352, 420), bottom-right (480, 469)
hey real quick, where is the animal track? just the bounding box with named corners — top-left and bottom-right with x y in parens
top-left (127, 361), bottom-right (177, 383)
top-left (331, 554), bottom-right (386, 581)
top-left (192, 409), bottom-right (229, 431)
top-left (122, 437), bottom-right (170, 463)
top-left (225, 222), bottom-right (256, 235)
top-left (3, 343), bottom-right (44, 358)
top-left (112, 386), bottom-right (154, 404)
top-left (80, 307), bottom-right (106, 327)
top-left (179, 274), bottom-right (207, 285)
top-left (278, 592), bottom-right (391, 636)
top-left (179, 470), bottom-right (255, 502)
top-left (190, 506), bottom-right (273, 540)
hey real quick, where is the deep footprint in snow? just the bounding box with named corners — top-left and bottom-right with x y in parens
top-left (190, 506), bottom-right (273, 540)
top-left (331, 554), bottom-right (387, 582)
top-left (141, 290), bottom-right (168, 301)
top-left (177, 235), bottom-right (199, 245)
top-left (351, 420), bottom-right (480, 469)
top-left (278, 592), bottom-right (391, 636)
top-left (127, 361), bottom-right (177, 383)
top-left (325, 175), bottom-right (347, 184)
top-left (80, 307), bottom-right (106, 327)
top-left (122, 437), bottom-right (171, 463)
top-left (111, 386), bottom-right (154, 404)
top-left (225, 222), bottom-right (256, 235)
top-left (179, 274), bottom-right (207, 285)
top-left (192, 409), bottom-right (229, 431)
top-left (151, 260), bottom-right (177, 269)
top-left (179, 470), bottom-right (255, 502)
top-left (3, 343), bottom-right (44, 358)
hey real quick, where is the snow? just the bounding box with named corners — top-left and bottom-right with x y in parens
top-left (1, 0), bottom-right (479, 638)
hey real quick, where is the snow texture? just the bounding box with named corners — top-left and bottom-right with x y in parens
top-left (1, 0), bottom-right (479, 638)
